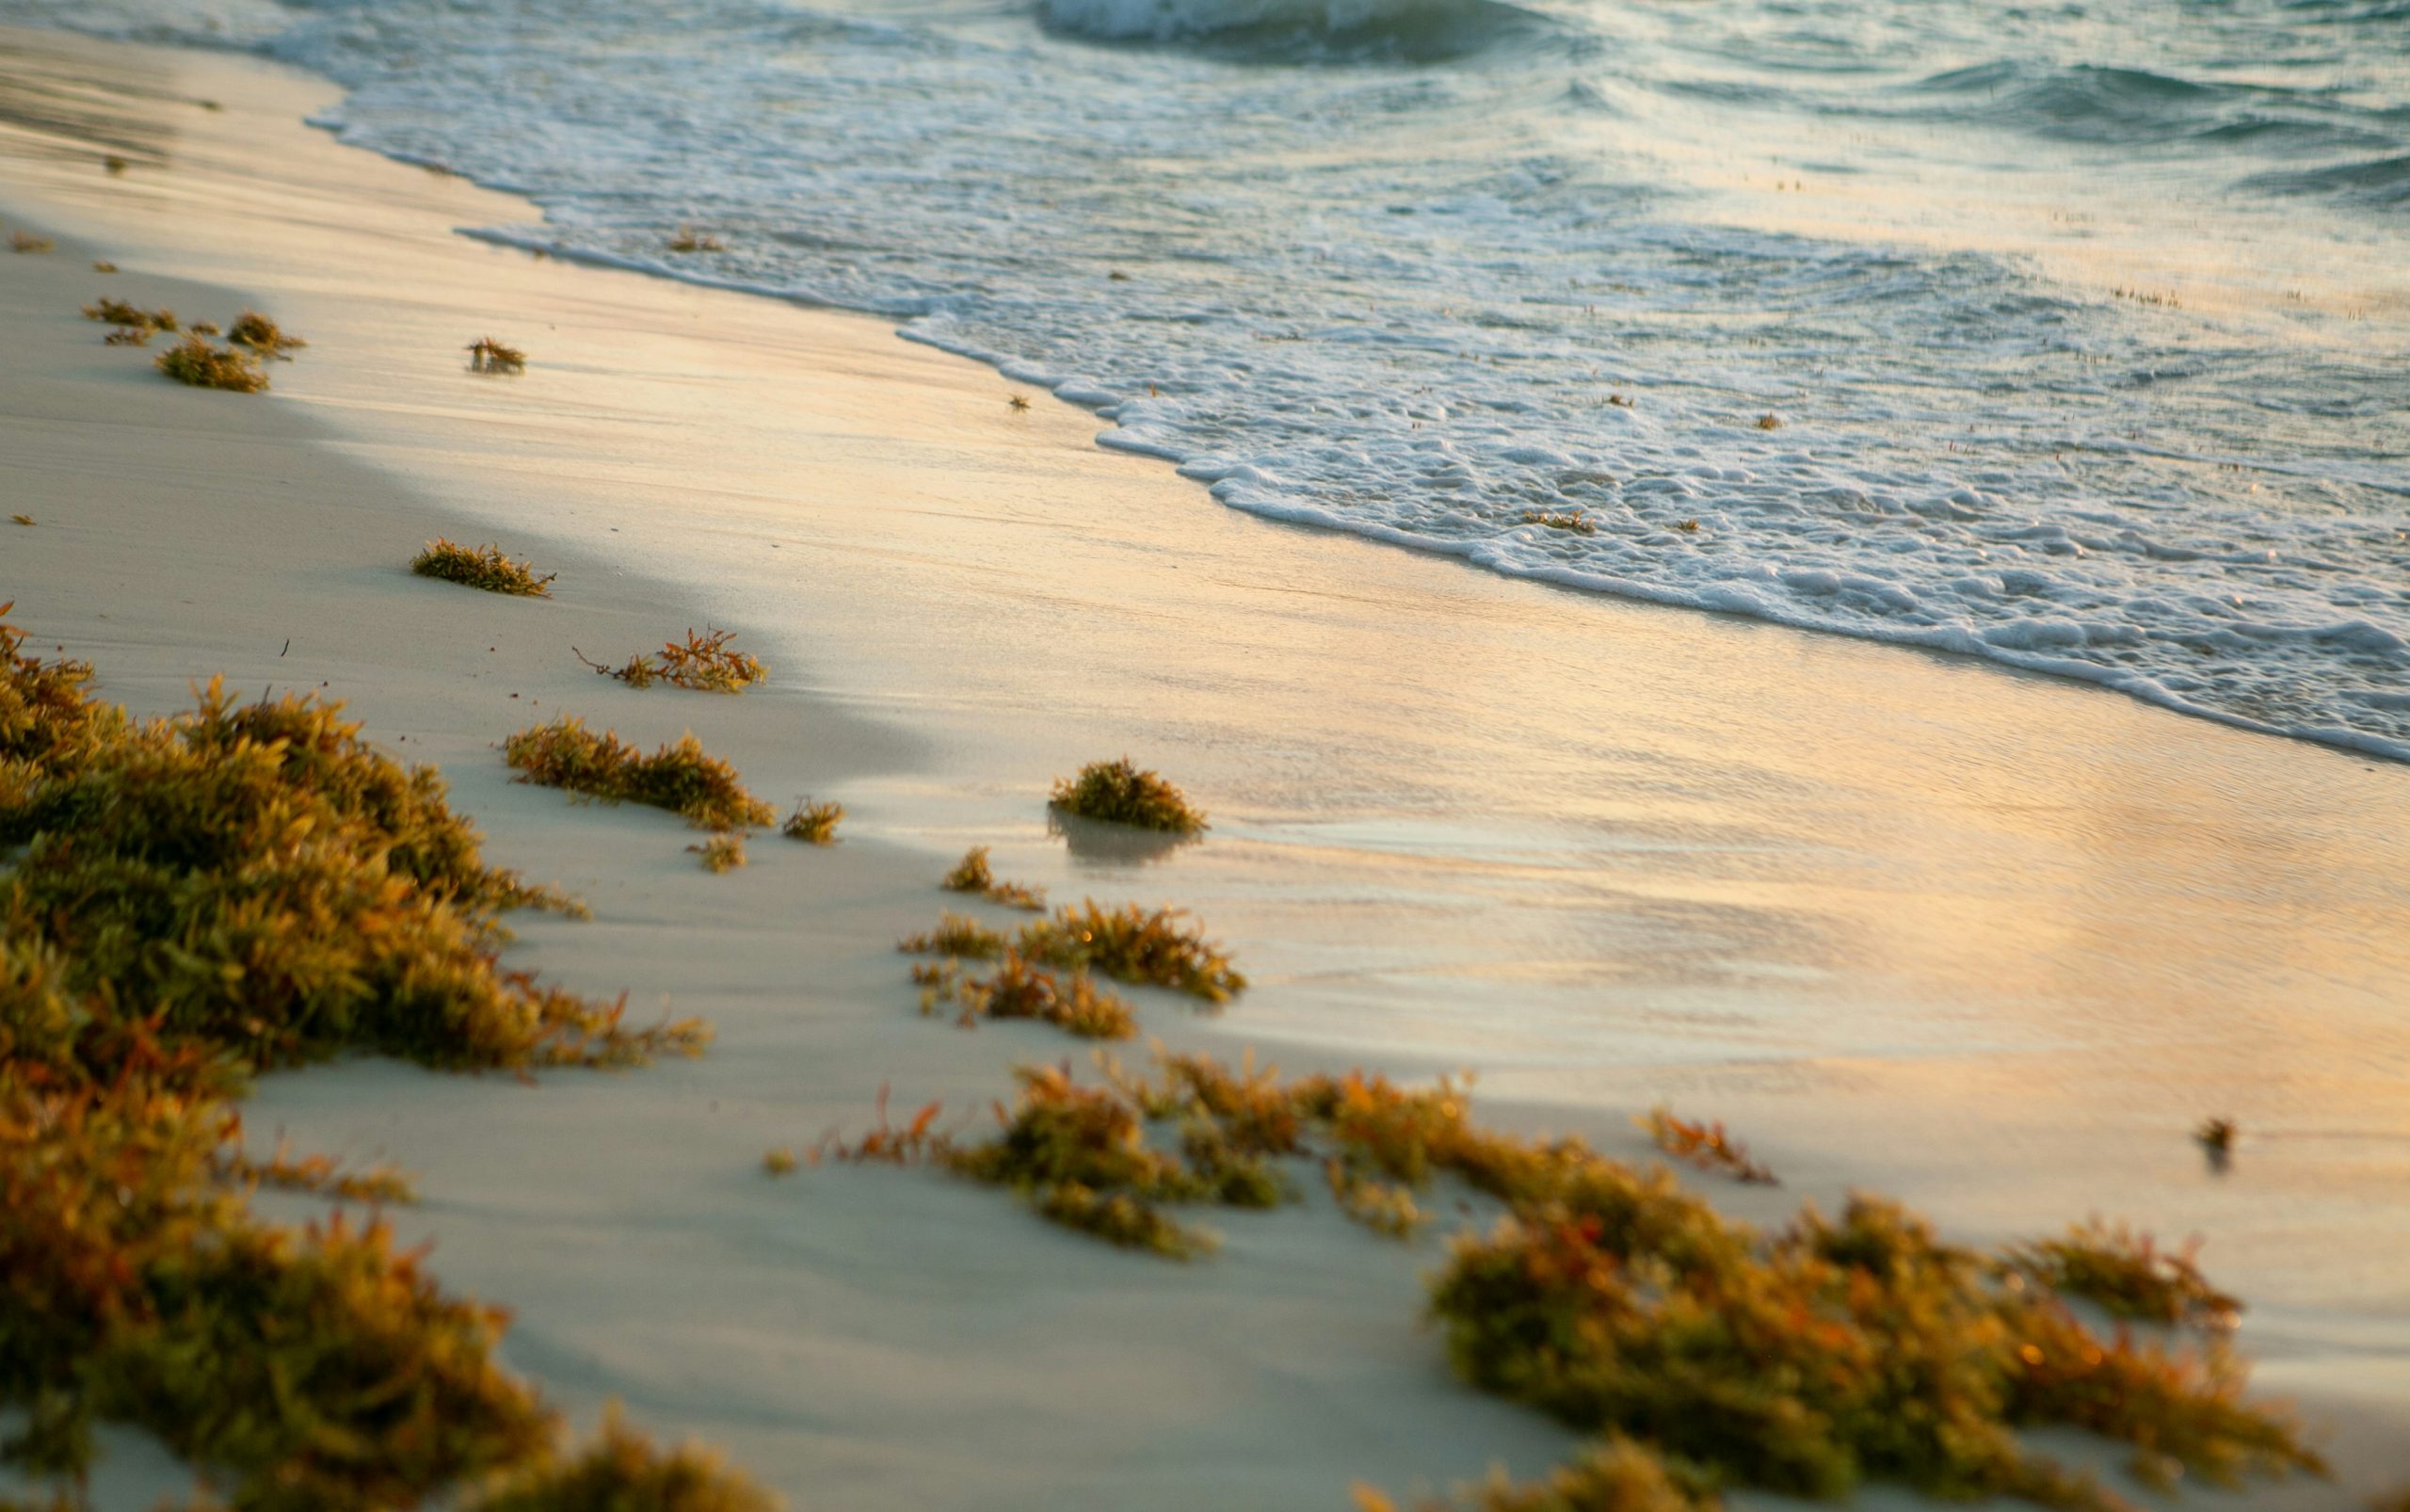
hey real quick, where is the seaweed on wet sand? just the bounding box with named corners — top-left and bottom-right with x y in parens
top-left (1048, 756), bottom-right (1207, 834)
top-left (1638, 1106), bottom-right (1777, 1185)
top-left (155, 335), bottom-right (268, 393)
top-left (0, 606), bottom-right (757, 1506)
top-left (411, 538), bottom-right (555, 596)
top-left (504, 717), bottom-right (775, 831)
top-left (579, 627), bottom-right (766, 693)
top-left (468, 336), bottom-right (527, 373)
top-left (1016, 899), bottom-right (1245, 1003)
top-left (941, 844), bottom-right (1044, 909)
top-left (782, 798), bottom-right (844, 844)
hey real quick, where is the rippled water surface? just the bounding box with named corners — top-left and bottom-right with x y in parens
top-left (20, 0), bottom-right (2410, 755)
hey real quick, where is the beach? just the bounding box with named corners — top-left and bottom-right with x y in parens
top-left (4, 23), bottom-right (2409, 1509)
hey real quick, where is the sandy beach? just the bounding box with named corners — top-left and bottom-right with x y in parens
top-left (5, 23), bottom-right (2409, 1509)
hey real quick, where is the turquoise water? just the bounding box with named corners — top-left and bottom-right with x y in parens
top-left (20, 0), bottom-right (2410, 755)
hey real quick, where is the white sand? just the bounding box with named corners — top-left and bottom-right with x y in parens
top-left (4, 24), bottom-right (2408, 1509)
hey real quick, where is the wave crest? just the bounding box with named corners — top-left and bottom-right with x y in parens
top-left (1037, 0), bottom-right (1541, 61)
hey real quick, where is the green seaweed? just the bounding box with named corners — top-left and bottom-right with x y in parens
top-left (156, 335), bottom-right (267, 394)
top-left (1016, 900), bottom-right (1245, 1003)
top-left (940, 844), bottom-right (1044, 909)
top-left (470, 1407), bottom-right (779, 1511)
top-left (1047, 757), bottom-right (1207, 834)
top-left (504, 717), bottom-right (775, 831)
top-left (410, 538), bottom-right (555, 596)
top-left (781, 798), bottom-right (843, 844)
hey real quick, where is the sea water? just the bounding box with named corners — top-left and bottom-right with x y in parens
top-left (21, 0), bottom-right (2410, 757)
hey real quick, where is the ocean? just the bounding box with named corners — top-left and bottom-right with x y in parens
top-left (21, 0), bottom-right (2410, 757)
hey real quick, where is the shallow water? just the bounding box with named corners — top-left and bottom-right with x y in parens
top-left (17, 0), bottom-right (2410, 757)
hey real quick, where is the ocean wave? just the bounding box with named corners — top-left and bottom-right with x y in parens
top-left (2244, 151), bottom-right (2410, 208)
top-left (1036, 0), bottom-right (1547, 61)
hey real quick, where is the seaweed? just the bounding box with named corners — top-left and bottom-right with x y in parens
top-left (467, 337), bottom-right (526, 374)
top-left (1637, 1106), bottom-right (1777, 1185)
top-left (579, 628), bottom-right (766, 694)
top-left (411, 538), bottom-right (556, 596)
top-left (843, 1042), bottom-right (2323, 1512)
top-left (2004, 1219), bottom-right (2241, 1329)
top-left (781, 798), bottom-right (843, 844)
top-left (940, 844), bottom-right (1044, 909)
top-left (155, 335), bottom-right (268, 394)
top-left (503, 717), bottom-right (776, 831)
top-left (9, 232), bottom-right (54, 254)
top-left (945, 949), bottom-right (1136, 1040)
top-left (82, 297), bottom-right (176, 331)
top-left (687, 833), bottom-right (747, 873)
top-left (1520, 510), bottom-right (1596, 535)
top-left (0, 608), bottom-right (758, 1506)
top-left (1353, 1438), bottom-right (1717, 1512)
top-left (667, 228), bottom-right (726, 253)
top-left (1047, 756), bottom-right (1206, 834)
top-left (1017, 899), bottom-right (1245, 1003)
top-left (468, 1405), bottom-right (779, 1512)
top-left (226, 310), bottom-right (307, 358)
top-left (942, 1066), bottom-right (1215, 1258)
top-left (897, 911), bottom-right (1008, 960)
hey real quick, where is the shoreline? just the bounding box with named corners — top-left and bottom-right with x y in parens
top-left (6, 24), bottom-right (2410, 1509)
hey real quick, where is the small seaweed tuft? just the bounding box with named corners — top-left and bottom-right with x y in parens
top-left (782, 798), bottom-right (844, 844)
top-left (411, 538), bottom-right (555, 596)
top-left (469, 1405), bottom-right (780, 1511)
top-left (155, 334), bottom-right (268, 393)
top-left (92, 260), bottom-right (118, 273)
top-left (83, 297), bottom-right (176, 331)
top-left (667, 227), bottom-right (727, 253)
top-left (1353, 1438), bottom-right (1717, 1512)
top-left (467, 337), bottom-right (527, 374)
top-left (227, 310), bottom-right (307, 358)
top-left (503, 717), bottom-right (775, 830)
top-left (687, 833), bottom-right (747, 873)
top-left (1048, 757), bottom-right (1207, 834)
top-left (942, 1066), bottom-right (1217, 1258)
top-left (2195, 1116), bottom-right (2237, 1170)
top-left (1755, 412), bottom-right (1783, 430)
top-left (10, 231), bottom-right (55, 254)
top-left (937, 949), bottom-right (1136, 1040)
top-left (1521, 510), bottom-right (1596, 535)
top-left (940, 844), bottom-right (1045, 910)
top-left (762, 1149), bottom-right (798, 1177)
top-left (1639, 1106), bottom-right (1777, 1185)
top-left (897, 911), bottom-right (1008, 959)
top-left (1018, 899), bottom-right (1245, 1003)
top-left (814, 1085), bottom-right (947, 1166)
top-left (581, 628), bottom-right (766, 694)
